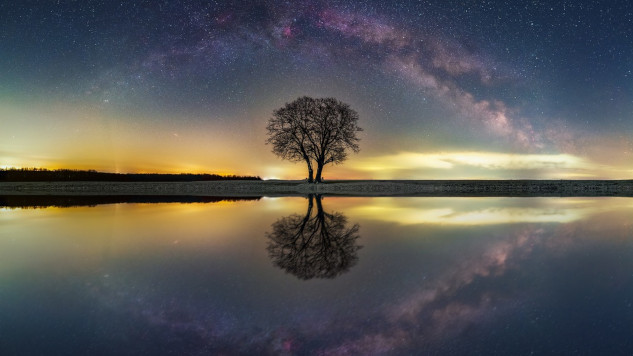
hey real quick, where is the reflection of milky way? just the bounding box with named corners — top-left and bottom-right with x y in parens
top-left (318, 227), bottom-right (550, 355)
top-left (89, 224), bottom-right (572, 355)
top-left (91, 278), bottom-right (298, 354)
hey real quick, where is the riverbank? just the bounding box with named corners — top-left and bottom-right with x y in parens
top-left (1, 180), bottom-right (632, 197)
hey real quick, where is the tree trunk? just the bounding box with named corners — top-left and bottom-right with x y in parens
top-left (315, 162), bottom-right (324, 183)
top-left (305, 158), bottom-right (314, 183)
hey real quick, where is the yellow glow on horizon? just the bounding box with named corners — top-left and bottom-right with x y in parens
top-left (348, 150), bottom-right (631, 179)
top-left (2, 99), bottom-right (631, 180)
top-left (0, 100), bottom-right (268, 176)
top-left (353, 151), bottom-right (590, 171)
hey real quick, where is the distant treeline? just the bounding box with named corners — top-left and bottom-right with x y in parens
top-left (0, 168), bottom-right (261, 182)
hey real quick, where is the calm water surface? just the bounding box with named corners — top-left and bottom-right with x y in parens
top-left (1, 197), bottom-right (632, 355)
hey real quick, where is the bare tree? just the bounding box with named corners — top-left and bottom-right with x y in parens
top-left (266, 96), bottom-right (362, 182)
top-left (266, 195), bottom-right (361, 280)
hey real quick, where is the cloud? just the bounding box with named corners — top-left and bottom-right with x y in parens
top-left (352, 151), bottom-right (591, 171)
top-left (342, 150), bottom-right (633, 179)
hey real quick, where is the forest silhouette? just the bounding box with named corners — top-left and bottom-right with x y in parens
top-left (0, 168), bottom-right (261, 182)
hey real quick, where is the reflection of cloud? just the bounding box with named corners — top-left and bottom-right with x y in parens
top-left (351, 198), bottom-right (633, 226)
top-left (354, 205), bottom-right (586, 225)
top-left (82, 198), bottom-right (633, 354)
top-left (87, 219), bottom-right (603, 355)
top-left (89, 226), bottom-right (549, 355)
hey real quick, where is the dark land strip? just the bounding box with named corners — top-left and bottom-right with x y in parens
top-left (1, 180), bottom-right (632, 201)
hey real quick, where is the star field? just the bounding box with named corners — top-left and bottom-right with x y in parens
top-left (1, 0), bottom-right (631, 178)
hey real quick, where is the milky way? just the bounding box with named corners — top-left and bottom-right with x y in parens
top-left (1, 0), bottom-right (631, 177)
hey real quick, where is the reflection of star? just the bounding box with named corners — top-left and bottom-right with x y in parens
top-left (89, 222), bottom-right (562, 354)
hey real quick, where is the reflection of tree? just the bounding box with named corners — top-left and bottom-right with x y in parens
top-left (266, 195), bottom-right (361, 280)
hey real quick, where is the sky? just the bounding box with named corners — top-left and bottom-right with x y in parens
top-left (1, 0), bottom-right (632, 179)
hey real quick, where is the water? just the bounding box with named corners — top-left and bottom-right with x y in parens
top-left (1, 196), bottom-right (632, 355)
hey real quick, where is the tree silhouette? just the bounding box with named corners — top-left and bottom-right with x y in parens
top-left (266, 195), bottom-right (361, 280)
top-left (266, 96), bottom-right (362, 182)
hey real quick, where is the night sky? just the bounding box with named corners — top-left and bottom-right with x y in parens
top-left (2, 0), bottom-right (632, 179)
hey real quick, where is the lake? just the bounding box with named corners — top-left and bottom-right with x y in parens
top-left (1, 196), bottom-right (632, 355)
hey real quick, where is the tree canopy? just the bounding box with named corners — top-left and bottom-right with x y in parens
top-left (266, 96), bottom-right (362, 182)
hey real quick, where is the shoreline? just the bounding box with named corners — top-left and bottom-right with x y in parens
top-left (1, 180), bottom-right (632, 197)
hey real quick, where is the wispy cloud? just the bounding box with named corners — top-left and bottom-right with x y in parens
top-left (342, 150), bottom-right (633, 179)
top-left (353, 151), bottom-right (590, 170)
